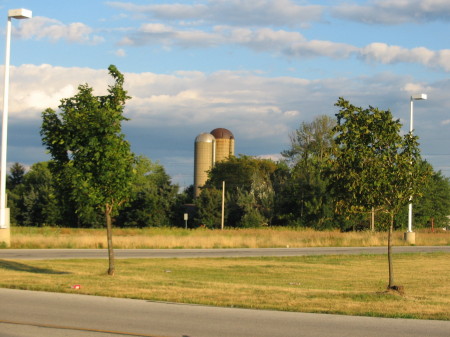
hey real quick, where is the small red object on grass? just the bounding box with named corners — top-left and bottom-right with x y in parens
top-left (71, 285), bottom-right (81, 289)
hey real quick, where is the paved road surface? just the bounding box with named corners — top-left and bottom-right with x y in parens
top-left (0, 246), bottom-right (449, 260)
top-left (0, 288), bottom-right (449, 337)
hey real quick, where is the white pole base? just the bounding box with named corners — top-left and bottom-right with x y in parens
top-left (404, 231), bottom-right (416, 245)
top-left (0, 208), bottom-right (10, 247)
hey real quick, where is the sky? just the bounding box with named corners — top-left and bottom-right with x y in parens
top-left (1, 0), bottom-right (449, 189)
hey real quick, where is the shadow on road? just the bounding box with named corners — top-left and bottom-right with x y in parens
top-left (0, 259), bottom-right (71, 274)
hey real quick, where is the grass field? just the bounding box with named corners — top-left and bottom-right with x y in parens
top-left (0, 253), bottom-right (449, 320)
top-left (8, 227), bottom-right (450, 249)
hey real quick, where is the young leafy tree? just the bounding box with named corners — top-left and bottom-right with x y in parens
top-left (41, 65), bottom-right (134, 275)
top-left (328, 98), bottom-right (430, 290)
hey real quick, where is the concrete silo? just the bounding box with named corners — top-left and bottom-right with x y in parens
top-left (194, 133), bottom-right (216, 198)
top-left (194, 128), bottom-right (235, 198)
top-left (210, 128), bottom-right (234, 162)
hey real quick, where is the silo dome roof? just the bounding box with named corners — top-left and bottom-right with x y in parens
top-left (195, 133), bottom-right (216, 143)
top-left (210, 128), bottom-right (234, 139)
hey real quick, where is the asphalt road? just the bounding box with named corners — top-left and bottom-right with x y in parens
top-left (1, 288), bottom-right (449, 337)
top-left (0, 245), bottom-right (449, 260)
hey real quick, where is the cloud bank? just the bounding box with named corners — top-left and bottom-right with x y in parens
top-left (106, 1), bottom-right (450, 72)
top-left (14, 16), bottom-right (104, 44)
top-left (332, 0), bottom-right (450, 24)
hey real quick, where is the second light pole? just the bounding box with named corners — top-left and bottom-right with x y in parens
top-left (405, 93), bottom-right (427, 244)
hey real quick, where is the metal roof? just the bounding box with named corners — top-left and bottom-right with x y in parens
top-left (195, 133), bottom-right (216, 143)
top-left (210, 128), bottom-right (234, 139)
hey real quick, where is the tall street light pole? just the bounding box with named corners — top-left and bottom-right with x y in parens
top-left (405, 93), bottom-right (427, 244)
top-left (0, 9), bottom-right (32, 245)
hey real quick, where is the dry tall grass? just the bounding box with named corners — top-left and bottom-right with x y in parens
top-left (9, 227), bottom-right (450, 249)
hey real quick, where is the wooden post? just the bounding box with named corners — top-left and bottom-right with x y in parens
top-left (371, 207), bottom-right (375, 232)
top-left (221, 181), bottom-right (225, 230)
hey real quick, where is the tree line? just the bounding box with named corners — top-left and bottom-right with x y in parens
top-left (196, 114), bottom-right (450, 232)
top-left (8, 117), bottom-right (450, 233)
top-left (7, 66), bottom-right (450, 233)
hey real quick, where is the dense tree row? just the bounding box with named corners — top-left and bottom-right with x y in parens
top-left (6, 66), bottom-right (450, 232)
top-left (7, 157), bottom-right (182, 229)
top-left (195, 109), bottom-right (450, 231)
top-left (7, 118), bottom-right (450, 231)
top-left (7, 127), bottom-right (449, 232)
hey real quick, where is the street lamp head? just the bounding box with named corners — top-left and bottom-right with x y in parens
top-left (8, 9), bottom-right (32, 19)
top-left (411, 93), bottom-right (427, 101)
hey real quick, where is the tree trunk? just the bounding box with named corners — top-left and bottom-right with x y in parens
top-left (106, 204), bottom-right (115, 276)
top-left (388, 212), bottom-right (394, 288)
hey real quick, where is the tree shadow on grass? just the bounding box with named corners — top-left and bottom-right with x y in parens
top-left (0, 259), bottom-right (71, 275)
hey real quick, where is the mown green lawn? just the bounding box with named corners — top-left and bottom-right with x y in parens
top-left (1, 252), bottom-right (449, 320)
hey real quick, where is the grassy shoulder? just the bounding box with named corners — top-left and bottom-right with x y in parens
top-left (1, 253), bottom-right (449, 320)
top-left (9, 227), bottom-right (450, 249)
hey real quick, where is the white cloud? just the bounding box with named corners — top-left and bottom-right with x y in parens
top-left (120, 23), bottom-right (224, 47)
top-left (5, 65), bottom-right (449, 141)
top-left (359, 43), bottom-right (450, 71)
top-left (332, 0), bottom-right (450, 24)
top-left (115, 48), bottom-right (127, 57)
top-left (104, 1), bottom-right (450, 71)
top-left (257, 154), bottom-right (283, 161)
top-left (14, 16), bottom-right (104, 44)
top-left (121, 24), bottom-right (357, 59)
top-left (108, 0), bottom-right (324, 27)
top-left (6, 64), bottom-right (450, 181)
top-left (401, 82), bottom-right (435, 97)
top-left (7, 64), bottom-right (110, 118)
top-left (119, 22), bottom-right (450, 71)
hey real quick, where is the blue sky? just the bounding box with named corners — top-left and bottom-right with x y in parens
top-left (1, 0), bottom-right (450, 189)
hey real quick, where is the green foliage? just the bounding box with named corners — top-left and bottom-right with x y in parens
top-left (235, 188), bottom-right (268, 227)
top-left (116, 156), bottom-right (179, 227)
top-left (276, 115), bottom-right (336, 228)
top-left (282, 115), bottom-right (336, 167)
top-left (396, 165), bottom-right (450, 229)
top-left (206, 155), bottom-right (278, 193)
top-left (7, 162), bottom-right (60, 227)
top-left (40, 65), bottom-right (134, 223)
top-left (415, 169), bottom-right (450, 228)
top-left (195, 187), bottom-right (223, 228)
top-left (40, 65), bottom-right (133, 275)
top-left (170, 185), bottom-right (196, 228)
top-left (328, 97), bottom-right (431, 219)
top-left (327, 97), bottom-right (432, 288)
top-left (7, 162), bottom-right (25, 190)
top-left (200, 155), bottom-right (277, 227)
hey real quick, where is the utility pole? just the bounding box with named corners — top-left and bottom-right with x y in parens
top-left (221, 181), bottom-right (225, 230)
top-left (371, 207), bottom-right (375, 232)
